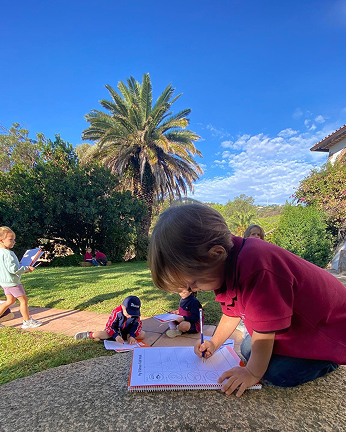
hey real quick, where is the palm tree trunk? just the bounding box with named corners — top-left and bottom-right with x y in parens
top-left (133, 167), bottom-right (154, 260)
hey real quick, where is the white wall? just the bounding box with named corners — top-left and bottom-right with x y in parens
top-left (329, 136), bottom-right (346, 164)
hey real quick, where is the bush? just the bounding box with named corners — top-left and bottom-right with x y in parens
top-left (273, 204), bottom-right (333, 268)
top-left (50, 254), bottom-right (83, 267)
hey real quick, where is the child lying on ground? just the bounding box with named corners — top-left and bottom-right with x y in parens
top-left (74, 295), bottom-right (145, 344)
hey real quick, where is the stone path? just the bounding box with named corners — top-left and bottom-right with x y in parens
top-left (2, 304), bottom-right (244, 352)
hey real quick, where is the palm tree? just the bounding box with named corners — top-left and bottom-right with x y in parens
top-left (82, 73), bottom-right (203, 258)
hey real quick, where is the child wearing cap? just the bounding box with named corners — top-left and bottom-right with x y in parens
top-left (74, 295), bottom-right (146, 344)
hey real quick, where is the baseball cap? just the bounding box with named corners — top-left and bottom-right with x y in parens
top-left (123, 296), bottom-right (141, 316)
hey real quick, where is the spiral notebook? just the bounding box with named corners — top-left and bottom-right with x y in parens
top-left (128, 345), bottom-right (262, 392)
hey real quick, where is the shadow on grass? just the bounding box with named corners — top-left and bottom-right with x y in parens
top-left (73, 291), bottom-right (127, 310)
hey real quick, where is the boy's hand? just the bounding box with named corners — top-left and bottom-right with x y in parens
top-left (128, 336), bottom-right (136, 345)
top-left (194, 339), bottom-right (216, 359)
top-left (27, 266), bottom-right (36, 273)
top-left (175, 316), bottom-right (184, 323)
top-left (115, 336), bottom-right (124, 344)
top-left (217, 366), bottom-right (261, 397)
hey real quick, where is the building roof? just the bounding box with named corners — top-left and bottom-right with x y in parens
top-left (310, 123), bottom-right (346, 152)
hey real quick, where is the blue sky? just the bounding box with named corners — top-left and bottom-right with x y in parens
top-left (1, 0), bottom-right (346, 205)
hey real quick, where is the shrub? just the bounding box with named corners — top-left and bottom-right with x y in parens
top-left (50, 254), bottom-right (83, 267)
top-left (273, 204), bottom-right (333, 268)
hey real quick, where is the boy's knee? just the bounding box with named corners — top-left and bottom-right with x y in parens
top-left (178, 321), bottom-right (191, 333)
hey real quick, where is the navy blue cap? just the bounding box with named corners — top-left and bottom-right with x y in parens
top-left (122, 296), bottom-right (141, 316)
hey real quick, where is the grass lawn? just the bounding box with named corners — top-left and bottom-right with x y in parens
top-left (1, 261), bottom-right (222, 386)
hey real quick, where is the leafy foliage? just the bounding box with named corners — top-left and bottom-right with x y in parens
top-left (0, 135), bottom-right (146, 261)
top-left (295, 157), bottom-right (346, 231)
top-left (51, 254), bottom-right (84, 267)
top-left (273, 204), bottom-right (333, 268)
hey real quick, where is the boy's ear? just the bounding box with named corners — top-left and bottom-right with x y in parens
top-left (208, 245), bottom-right (227, 260)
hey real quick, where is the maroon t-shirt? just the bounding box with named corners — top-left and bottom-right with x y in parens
top-left (214, 236), bottom-right (346, 363)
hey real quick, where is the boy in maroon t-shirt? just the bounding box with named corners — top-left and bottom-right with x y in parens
top-left (148, 203), bottom-right (346, 397)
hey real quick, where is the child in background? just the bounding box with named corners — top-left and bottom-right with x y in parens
top-left (238, 224), bottom-right (265, 335)
top-left (148, 203), bottom-right (346, 397)
top-left (84, 247), bottom-right (98, 266)
top-left (74, 295), bottom-right (145, 344)
top-left (244, 224), bottom-right (265, 240)
top-left (166, 290), bottom-right (203, 338)
top-left (95, 249), bottom-right (108, 266)
top-left (0, 226), bottom-right (43, 329)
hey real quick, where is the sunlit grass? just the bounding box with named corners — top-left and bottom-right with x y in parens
top-left (1, 261), bottom-right (222, 386)
top-left (0, 327), bottom-right (113, 386)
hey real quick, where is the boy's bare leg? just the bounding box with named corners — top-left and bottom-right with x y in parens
top-left (91, 330), bottom-right (110, 340)
top-left (17, 295), bottom-right (30, 321)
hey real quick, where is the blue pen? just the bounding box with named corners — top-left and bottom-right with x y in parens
top-left (199, 308), bottom-right (205, 361)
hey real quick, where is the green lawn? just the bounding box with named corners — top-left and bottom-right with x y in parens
top-left (1, 261), bottom-right (222, 386)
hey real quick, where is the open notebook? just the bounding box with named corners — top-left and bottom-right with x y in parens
top-left (128, 345), bottom-right (262, 392)
top-left (104, 339), bottom-right (149, 352)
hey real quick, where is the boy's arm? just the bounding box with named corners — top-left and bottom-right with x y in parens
top-left (129, 318), bottom-right (141, 338)
top-left (211, 314), bottom-right (241, 350)
top-left (218, 330), bottom-right (275, 397)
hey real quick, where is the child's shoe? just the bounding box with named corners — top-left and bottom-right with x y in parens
top-left (74, 331), bottom-right (92, 340)
top-left (0, 308), bottom-right (14, 322)
top-left (166, 329), bottom-right (182, 338)
top-left (21, 317), bottom-right (43, 329)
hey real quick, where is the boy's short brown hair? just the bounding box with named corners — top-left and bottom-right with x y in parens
top-left (0, 226), bottom-right (14, 240)
top-left (148, 202), bottom-right (233, 292)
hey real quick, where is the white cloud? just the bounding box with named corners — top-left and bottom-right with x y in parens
top-left (278, 128), bottom-right (298, 138)
top-left (190, 126), bottom-right (334, 205)
top-left (221, 140), bottom-right (233, 148)
top-left (315, 115), bottom-right (325, 123)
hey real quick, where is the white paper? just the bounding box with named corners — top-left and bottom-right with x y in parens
top-left (152, 313), bottom-right (182, 322)
top-left (104, 339), bottom-right (142, 351)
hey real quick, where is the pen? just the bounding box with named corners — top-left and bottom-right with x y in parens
top-left (34, 262), bottom-right (42, 268)
top-left (199, 308), bottom-right (205, 361)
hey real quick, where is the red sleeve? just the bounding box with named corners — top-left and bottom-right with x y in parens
top-left (104, 306), bottom-right (121, 337)
top-left (242, 270), bottom-right (293, 332)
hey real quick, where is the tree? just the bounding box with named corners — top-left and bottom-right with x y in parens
top-left (295, 156), bottom-right (346, 233)
top-left (222, 195), bottom-right (257, 233)
top-left (0, 136), bottom-right (146, 261)
top-left (272, 204), bottom-right (333, 268)
top-left (0, 123), bottom-right (43, 172)
top-left (229, 210), bottom-right (258, 236)
top-left (82, 73), bottom-right (203, 259)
